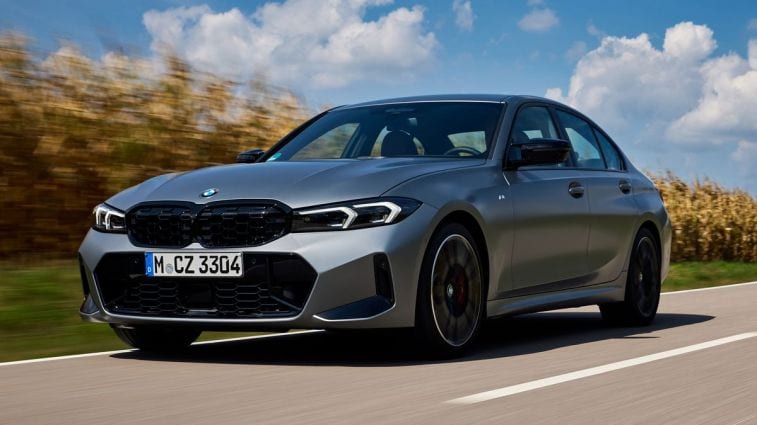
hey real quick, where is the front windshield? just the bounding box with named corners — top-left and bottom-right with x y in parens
top-left (267, 102), bottom-right (503, 161)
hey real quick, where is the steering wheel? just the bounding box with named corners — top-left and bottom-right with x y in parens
top-left (444, 146), bottom-right (482, 156)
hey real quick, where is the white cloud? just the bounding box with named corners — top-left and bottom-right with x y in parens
top-left (732, 140), bottom-right (757, 178)
top-left (143, 5), bottom-right (211, 54)
top-left (546, 25), bottom-right (706, 132)
top-left (547, 22), bottom-right (757, 190)
top-left (586, 20), bottom-right (605, 38)
top-left (452, 0), bottom-right (474, 31)
top-left (41, 45), bottom-right (93, 69)
top-left (518, 8), bottom-right (558, 33)
top-left (565, 41), bottom-right (587, 61)
top-left (662, 21), bottom-right (716, 61)
top-left (668, 44), bottom-right (757, 144)
top-left (142, 1), bottom-right (438, 89)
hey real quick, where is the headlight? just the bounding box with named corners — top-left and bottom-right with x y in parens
top-left (92, 203), bottom-right (126, 233)
top-left (291, 198), bottom-right (421, 232)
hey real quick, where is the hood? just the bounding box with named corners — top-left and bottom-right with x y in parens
top-left (106, 158), bottom-right (483, 210)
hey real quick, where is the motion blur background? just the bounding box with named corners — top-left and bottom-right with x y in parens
top-left (0, 0), bottom-right (755, 361)
top-left (1, 35), bottom-right (754, 263)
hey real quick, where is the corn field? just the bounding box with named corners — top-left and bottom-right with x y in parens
top-left (0, 33), bottom-right (754, 262)
top-left (651, 173), bottom-right (756, 262)
top-left (0, 33), bottom-right (309, 260)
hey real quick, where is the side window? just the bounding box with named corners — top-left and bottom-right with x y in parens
top-left (555, 110), bottom-right (605, 170)
top-left (509, 106), bottom-right (567, 167)
top-left (593, 129), bottom-right (624, 171)
top-left (290, 123), bottom-right (359, 160)
top-left (509, 106), bottom-right (559, 143)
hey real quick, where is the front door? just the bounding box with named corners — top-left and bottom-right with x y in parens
top-left (554, 109), bottom-right (640, 285)
top-left (504, 105), bottom-right (591, 294)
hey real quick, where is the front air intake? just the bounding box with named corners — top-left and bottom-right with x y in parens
top-left (94, 253), bottom-right (316, 319)
top-left (373, 254), bottom-right (394, 303)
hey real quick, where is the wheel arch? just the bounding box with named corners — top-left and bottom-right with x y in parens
top-left (637, 220), bottom-right (662, 267)
top-left (432, 210), bottom-right (491, 299)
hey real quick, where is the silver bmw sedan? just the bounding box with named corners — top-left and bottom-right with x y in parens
top-left (79, 94), bottom-right (672, 356)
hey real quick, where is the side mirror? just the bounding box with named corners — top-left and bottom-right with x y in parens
top-left (505, 138), bottom-right (571, 170)
top-left (236, 149), bottom-right (266, 163)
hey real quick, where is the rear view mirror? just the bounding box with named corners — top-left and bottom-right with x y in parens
top-left (506, 138), bottom-right (571, 169)
top-left (236, 149), bottom-right (266, 163)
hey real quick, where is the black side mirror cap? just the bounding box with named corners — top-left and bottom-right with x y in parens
top-left (236, 149), bottom-right (266, 163)
top-left (505, 138), bottom-right (571, 170)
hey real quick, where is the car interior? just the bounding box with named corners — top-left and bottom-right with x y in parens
top-left (282, 103), bottom-right (503, 160)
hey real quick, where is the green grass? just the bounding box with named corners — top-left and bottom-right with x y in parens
top-left (0, 263), bottom-right (263, 362)
top-left (663, 261), bottom-right (757, 292)
top-left (1, 261), bottom-right (755, 362)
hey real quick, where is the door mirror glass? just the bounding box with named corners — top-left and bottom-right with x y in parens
top-left (506, 138), bottom-right (572, 169)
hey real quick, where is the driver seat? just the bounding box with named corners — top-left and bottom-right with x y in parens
top-left (381, 131), bottom-right (418, 156)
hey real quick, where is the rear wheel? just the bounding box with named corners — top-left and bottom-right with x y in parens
top-left (600, 228), bottom-right (661, 326)
top-left (112, 325), bottom-right (201, 353)
top-left (415, 223), bottom-right (485, 356)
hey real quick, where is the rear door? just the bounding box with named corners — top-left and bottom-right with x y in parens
top-left (553, 109), bottom-right (639, 284)
top-left (504, 105), bottom-right (591, 295)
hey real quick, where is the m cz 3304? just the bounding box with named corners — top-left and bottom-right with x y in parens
top-left (79, 94), bottom-right (672, 355)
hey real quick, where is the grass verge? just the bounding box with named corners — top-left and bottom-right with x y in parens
top-left (1, 261), bottom-right (755, 362)
top-left (663, 261), bottom-right (757, 292)
top-left (0, 263), bottom-right (264, 362)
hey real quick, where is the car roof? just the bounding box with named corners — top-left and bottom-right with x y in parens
top-left (337, 94), bottom-right (564, 109)
top-left (334, 94), bottom-right (601, 131)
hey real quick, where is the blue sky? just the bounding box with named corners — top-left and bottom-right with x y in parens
top-left (2, 0), bottom-right (756, 191)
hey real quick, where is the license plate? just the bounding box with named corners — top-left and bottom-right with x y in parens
top-left (145, 252), bottom-right (243, 277)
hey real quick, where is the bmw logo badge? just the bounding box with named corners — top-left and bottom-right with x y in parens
top-left (200, 188), bottom-right (219, 198)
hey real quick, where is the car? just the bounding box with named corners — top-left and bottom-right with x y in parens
top-left (78, 94), bottom-right (672, 356)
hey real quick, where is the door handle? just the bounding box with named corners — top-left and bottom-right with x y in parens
top-left (568, 182), bottom-right (585, 198)
top-left (619, 180), bottom-right (632, 194)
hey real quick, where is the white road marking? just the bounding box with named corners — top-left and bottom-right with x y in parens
top-left (731, 415), bottom-right (755, 425)
top-left (2, 280), bottom-right (755, 367)
top-left (0, 330), bottom-right (322, 367)
top-left (662, 281), bottom-right (757, 295)
top-left (193, 330), bottom-right (322, 346)
top-left (0, 349), bottom-right (135, 367)
top-left (447, 332), bottom-right (757, 405)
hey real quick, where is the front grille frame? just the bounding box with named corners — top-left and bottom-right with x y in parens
top-left (93, 252), bottom-right (317, 320)
top-left (126, 200), bottom-right (292, 249)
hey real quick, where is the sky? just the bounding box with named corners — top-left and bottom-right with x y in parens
top-left (2, 0), bottom-right (756, 192)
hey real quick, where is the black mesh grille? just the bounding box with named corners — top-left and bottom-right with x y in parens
top-left (195, 204), bottom-right (289, 248)
top-left (126, 202), bottom-right (290, 248)
top-left (94, 253), bottom-right (316, 319)
top-left (127, 206), bottom-right (194, 247)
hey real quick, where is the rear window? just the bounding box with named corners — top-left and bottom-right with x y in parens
top-left (593, 129), bottom-right (624, 171)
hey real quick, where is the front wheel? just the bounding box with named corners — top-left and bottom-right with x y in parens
top-left (112, 325), bottom-right (201, 353)
top-left (599, 228), bottom-right (661, 326)
top-left (415, 223), bottom-right (485, 356)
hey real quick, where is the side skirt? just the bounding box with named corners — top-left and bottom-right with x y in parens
top-left (485, 271), bottom-right (626, 319)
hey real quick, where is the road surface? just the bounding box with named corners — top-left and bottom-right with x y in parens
top-left (2, 283), bottom-right (756, 425)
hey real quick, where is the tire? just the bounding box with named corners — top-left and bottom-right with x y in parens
top-left (112, 325), bottom-right (201, 353)
top-left (599, 228), bottom-right (661, 326)
top-left (415, 222), bottom-right (485, 357)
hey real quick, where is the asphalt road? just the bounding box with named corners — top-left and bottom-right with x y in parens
top-left (2, 283), bottom-right (756, 425)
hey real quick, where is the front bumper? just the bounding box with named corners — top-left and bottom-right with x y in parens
top-left (78, 204), bottom-right (436, 330)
